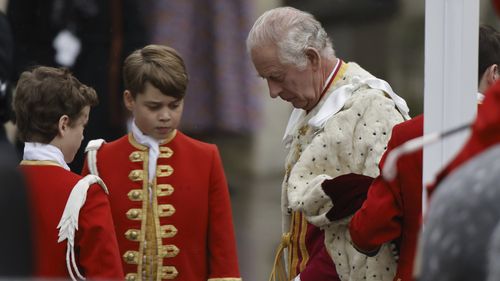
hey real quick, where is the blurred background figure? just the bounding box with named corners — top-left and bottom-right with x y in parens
top-left (0, 0), bottom-right (33, 277)
top-left (7, 0), bottom-right (148, 172)
top-left (145, 0), bottom-right (261, 135)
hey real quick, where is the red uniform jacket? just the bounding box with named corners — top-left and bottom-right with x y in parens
top-left (350, 115), bottom-right (424, 281)
top-left (82, 131), bottom-right (241, 281)
top-left (430, 80), bottom-right (500, 196)
top-left (20, 161), bottom-right (124, 279)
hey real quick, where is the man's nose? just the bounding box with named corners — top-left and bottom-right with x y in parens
top-left (267, 80), bottom-right (281, 99)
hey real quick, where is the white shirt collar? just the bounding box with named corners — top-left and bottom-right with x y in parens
top-left (131, 120), bottom-right (160, 183)
top-left (477, 92), bottom-right (485, 104)
top-left (23, 142), bottom-right (70, 170)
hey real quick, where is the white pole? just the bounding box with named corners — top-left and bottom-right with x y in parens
top-left (423, 0), bottom-right (479, 215)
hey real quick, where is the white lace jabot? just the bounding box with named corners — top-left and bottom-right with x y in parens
top-left (130, 120), bottom-right (160, 183)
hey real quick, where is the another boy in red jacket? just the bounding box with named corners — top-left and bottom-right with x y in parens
top-left (82, 45), bottom-right (241, 281)
top-left (14, 66), bottom-right (123, 280)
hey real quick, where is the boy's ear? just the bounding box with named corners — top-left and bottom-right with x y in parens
top-left (58, 115), bottom-right (70, 136)
top-left (123, 90), bottom-right (135, 111)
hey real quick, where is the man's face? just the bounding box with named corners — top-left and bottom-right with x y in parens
top-left (124, 82), bottom-right (184, 141)
top-left (251, 45), bottom-right (321, 111)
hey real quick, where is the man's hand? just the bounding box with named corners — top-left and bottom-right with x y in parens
top-left (321, 173), bottom-right (373, 221)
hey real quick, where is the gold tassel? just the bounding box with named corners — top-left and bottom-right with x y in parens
top-left (269, 233), bottom-right (291, 281)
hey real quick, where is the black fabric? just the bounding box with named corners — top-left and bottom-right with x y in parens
top-left (8, 0), bottom-right (148, 172)
top-left (0, 142), bottom-right (33, 277)
top-left (0, 11), bottom-right (13, 124)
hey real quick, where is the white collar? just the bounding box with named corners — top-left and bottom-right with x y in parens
top-left (131, 120), bottom-right (160, 183)
top-left (23, 142), bottom-right (70, 170)
top-left (282, 60), bottom-right (341, 145)
top-left (477, 92), bottom-right (485, 104)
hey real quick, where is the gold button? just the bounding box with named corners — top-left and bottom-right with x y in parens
top-left (132, 191), bottom-right (140, 199)
top-left (131, 210), bottom-right (138, 218)
top-left (126, 209), bottom-right (141, 220)
top-left (125, 229), bottom-right (140, 241)
top-left (126, 252), bottom-right (135, 261)
top-left (133, 153), bottom-right (140, 160)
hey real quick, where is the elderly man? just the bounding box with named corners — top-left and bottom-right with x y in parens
top-left (247, 6), bottom-right (409, 281)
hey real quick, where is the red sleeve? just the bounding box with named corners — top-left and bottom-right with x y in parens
top-left (207, 146), bottom-right (241, 279)
top-left (75, 184), bottom-right (124, 279)
top-left (349, 121), bottom-right (409, 253)
top-left (349, 175), bottom-right (402, 253)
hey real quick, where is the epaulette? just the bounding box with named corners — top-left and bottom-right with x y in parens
top-left (85, 139), bottom-right (106, 176)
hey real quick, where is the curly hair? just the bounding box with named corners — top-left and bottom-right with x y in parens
top-left (13, 66), bottom-right (98, 143)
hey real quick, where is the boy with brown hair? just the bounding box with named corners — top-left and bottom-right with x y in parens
top-left (82, 44), bottom-right (241, 281)
top-left (14, 66), bottom-right (123, 280)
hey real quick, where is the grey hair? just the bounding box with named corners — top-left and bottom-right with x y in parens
top-left (246, 6), bottom-right (335, 69)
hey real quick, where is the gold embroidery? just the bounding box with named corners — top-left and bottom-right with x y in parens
top-left (129, 151), bottom-right (144, 162)
top-left (289, 212), bottom-right (300, 279)
top-left (128, 133), bottom-right (148, 150)
top-left (298, 125), bottom-right (308, 136)
top-left (126, 209), bottom-right (142, 220)
top-left (160, 225), bottom-right (178, 238)
top-left (123, 251), bottom-right (139, 264)
top-left (125, 229), bottom-right (140, 241)
top-left (19, 160), bottom-right (61, 167)
top-left (298, 215), bottom-right (309, 271)
top-left (136, 145), bottom-right (149, 279)
top-left (144, 180), bottom-right (159, 280)
top-left (158, 204), bottom-right (176, 217)
top-left (125, 273), bottom-right (138, 281)
top-left (151, 179), bottom-right (164, 280)
top-left (128, 189), bottom-right (143, 201)
top-left (161, 266), bottom-right (178, 279)
top-left (159, 147), bottom-right (174, 158)
top-left (128, 170), bottom-right (144, 181)
top-left (157, 184), bottom-right (174, 196)
top-left (161, 245), bottom-right (180, 258)
top-left (156, 165), bottom-right (173, 177)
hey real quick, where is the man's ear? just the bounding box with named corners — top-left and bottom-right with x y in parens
top-left (58, 115), bottom-right (70, 136)
top-left (123, 90), bottom-right (135, 111)
top-left (305, 47), bottom-right (321, 71)
top-left (492, 64), bottom-right (499, 82)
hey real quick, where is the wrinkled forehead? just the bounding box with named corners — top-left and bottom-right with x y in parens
top-left (250, 45), bottom-right (283, 73)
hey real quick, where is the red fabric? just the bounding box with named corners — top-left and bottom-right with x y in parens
top-left (429, 80), bottom-right (500, 196)
top-left (349, 115), bottom-right (424, 281)
top-left (494, 0), bottom-right (500, 17)
top-left (322, 173), bottom-right (373, 221)
top-left (20, 164), bottom-right (123, 279)
top-left (82, 131), bottom-right (240, 280)
top-left (288, 212), bottom-right (340, 281)
top-left (299, 223), bottom-right (340, 281)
